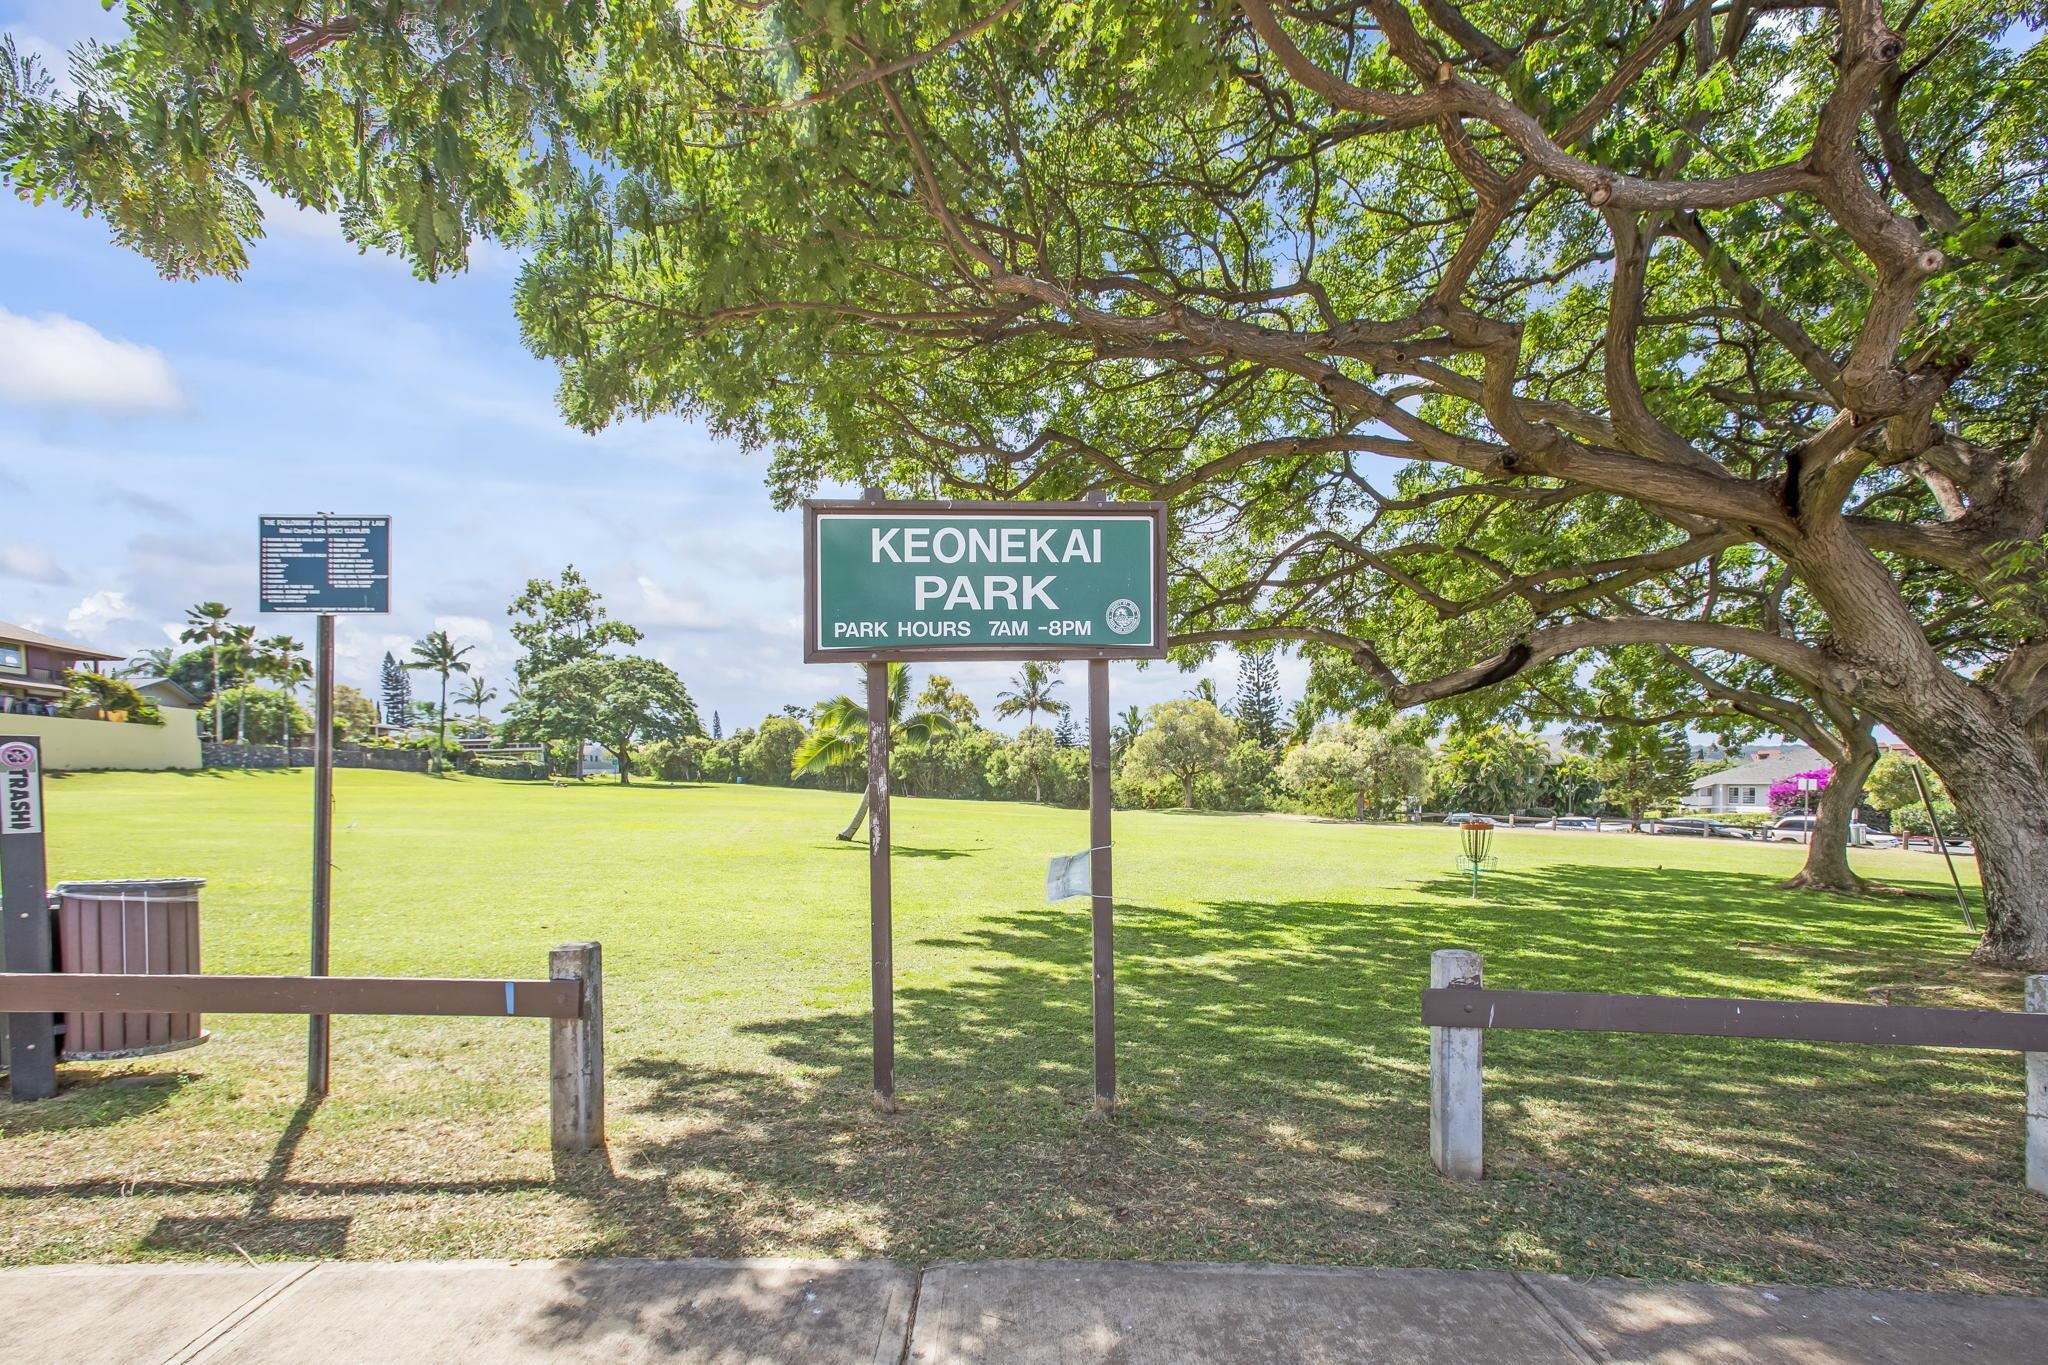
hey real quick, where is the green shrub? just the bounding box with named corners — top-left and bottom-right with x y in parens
top-left (469, 757), bottom-right (546, 780)
top-left (60, 671), bottom-right (164, 725)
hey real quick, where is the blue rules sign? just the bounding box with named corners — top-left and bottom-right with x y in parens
top-left (259, 516), bottom-right (391, 614)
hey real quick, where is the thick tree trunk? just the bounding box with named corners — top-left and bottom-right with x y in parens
top-left (616, 741), bottom-right (630, 785)
top-left (1785, 524), bottom-right (2048, 968)
top-left (1181, 773), bottom-right (1195, 808)
top-left (836, 792), bottom-right (869, 841)
top-left (1876, 686), bottom-right (2048, 969)
top-left (1780, 733), bottom-right (1879, 894)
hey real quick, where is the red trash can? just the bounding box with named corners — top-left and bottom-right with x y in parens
top-left (55, 878), bottom-right (208, 1059)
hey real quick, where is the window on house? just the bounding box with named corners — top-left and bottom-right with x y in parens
top-left (0, 643), bottom-right (22, 674)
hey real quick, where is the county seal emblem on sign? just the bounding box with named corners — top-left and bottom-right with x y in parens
top-left (1105, 598), bottom-right (1142, 635)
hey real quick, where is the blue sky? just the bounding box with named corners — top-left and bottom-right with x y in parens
top-left (0, 2), bottom-right (1278, 731)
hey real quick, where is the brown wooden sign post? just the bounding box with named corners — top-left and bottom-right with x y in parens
top-left (866, 661), bottom-right (896, 1107)
top-left (805, 496), bottom-right (1166, 1113)
top-left (1088, 659), bottom-right (1115, 1106)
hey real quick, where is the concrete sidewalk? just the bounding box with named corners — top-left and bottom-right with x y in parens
top-left (5, 1256), bottom-right (2044, 1364)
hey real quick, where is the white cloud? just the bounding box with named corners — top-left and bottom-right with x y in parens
top-left (630, 575), bottom-right (726, 630)
top-left (0, 306), bottom-right (183, 412)
top-left (65, 589), bottom-right (140, 639)
top-left (0, 542), bottom-right (71, 585)
top-left (432, 614), bottom-right (499, 649)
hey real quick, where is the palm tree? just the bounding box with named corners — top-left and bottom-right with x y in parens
top-left (259, 635), bottom-right (310, 761)
top-left (404, 630), bottom-right (474, 772)
top-left (1187, 677), bottom-right (1222, 708)
top-left (1282, 697), bottom-right (1325, 749)
top-left (792, 663), bottom-right (954, 840)
top-left (1111, 703), bottom-right (1145, 764)
top-left (458, 674), bottom-right (497, 726)
top-left (178, 602), bottom-right (232, 742)
top-left (119, 645), bottom-right (176, 679)
top-left (993, 661), bottom-right (1070, 729)
top-left (222, 624), bottom-right (259, 742)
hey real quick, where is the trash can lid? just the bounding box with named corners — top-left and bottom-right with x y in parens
top-left (54, 878), bottom-right (207, 895)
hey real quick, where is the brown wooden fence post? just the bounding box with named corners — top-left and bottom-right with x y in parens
top-left (2028, 975), bottom-right (2046, 1198)
top-left (1429, 948), bottom-right (1484, 1181)
top-left (549, 942), bottom-right (604, 1153)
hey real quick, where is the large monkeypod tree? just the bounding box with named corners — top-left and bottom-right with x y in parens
top-left (5, 2), bottom-right (2043, 963)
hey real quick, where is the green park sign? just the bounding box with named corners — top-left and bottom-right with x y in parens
top-left (804, 500), bottom-right (1168, 662)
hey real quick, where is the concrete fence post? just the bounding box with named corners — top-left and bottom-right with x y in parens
top-left (1430, 948), bottom-right (1484, 1181)
top-left (550, 942), bottom-right (605, 1153)
top-left (2028, 975), bottom-right (2046, 1198)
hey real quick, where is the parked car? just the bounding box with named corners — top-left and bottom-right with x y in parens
top-left (1864, 831), bottom-right (1902, 849)
top-left (1768, 815), bottom-right (1817, 843)
top-left (1551, 816), bottom-right (1598, 831)
top-left (1440, 812), bottom-right (1494, 825)
top-left (1650, 817), bottom-right (1754, 839)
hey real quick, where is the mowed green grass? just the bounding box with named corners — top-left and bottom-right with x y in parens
top-left (2, 769), bottom-right (2041, 1291)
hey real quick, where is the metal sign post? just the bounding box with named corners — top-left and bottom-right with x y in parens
top-left (804, 498), bottom-right (1166, 1114)
top-left (309, 614), bottom-right (336, 1095)
top-left (1, 736), bottom-right (55, 1100)
top-left (260, 515), bottom-right (391, 1097)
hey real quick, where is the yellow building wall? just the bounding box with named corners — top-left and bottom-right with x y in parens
top-left (0, 707), bottom-right (203, 771)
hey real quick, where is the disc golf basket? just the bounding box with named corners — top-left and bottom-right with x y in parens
top-left (1457, 821), bottom-right (1498, 898)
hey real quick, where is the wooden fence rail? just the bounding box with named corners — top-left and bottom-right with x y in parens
top-left (0, 973), bottom-right (582, 1020)
top-left (0, 941), bottom-right (605, 1152)
top-left (1423, 949), bottom-right (2048, 1198)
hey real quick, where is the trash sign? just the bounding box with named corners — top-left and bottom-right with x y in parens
top-left (1, 741), bottom-right (40, 836)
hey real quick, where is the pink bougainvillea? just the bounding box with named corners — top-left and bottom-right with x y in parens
top-left (1768, 767), bottom-right (1833, 812)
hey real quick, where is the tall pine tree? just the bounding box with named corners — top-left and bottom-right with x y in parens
top-left (379, 651), bottom-right (412, 728)
top-left (1234, 649), bottom-right (1282, 749)
top-left (711, 711), bottom-right (722, 740)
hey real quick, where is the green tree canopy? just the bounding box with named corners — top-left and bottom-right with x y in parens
top-left (507, 565), bottom-right (642, 687)
top-left (1429, 726), bottom-right (1546, 815)
top-left (1125, 698), bottom-right (1238, 808)
top-left (1594, 727), bottom-right (1697, 828)
top-left (741, 715), bottom-right (807, 786)
top-left (1279, 722), bottom-right (1426, 820)
top-left (11, 3), bottom-right (2046, 966)
top-left (510, 655), bottom-right (698, 784)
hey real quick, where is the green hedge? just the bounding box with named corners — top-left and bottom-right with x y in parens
top-left (469, 758), bottom-right (546, 780)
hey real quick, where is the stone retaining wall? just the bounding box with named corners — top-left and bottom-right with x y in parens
top-left (201, 743), bottom-right (430, 773)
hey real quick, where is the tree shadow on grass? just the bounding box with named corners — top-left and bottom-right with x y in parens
top-left (823, 843), bottom-right (978, 860)
top-left (3, 1091), bottom-right (556, 1260)
top-left (138, 1096), bottom-right (353, 1257)
top-left (0, 1070), bottom-right (197, 1134)
top-left (569, 864), bottom-right (2043, 1289)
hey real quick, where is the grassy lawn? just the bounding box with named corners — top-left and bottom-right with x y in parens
top-left (2, 769), bottom-right (2041, 1292)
